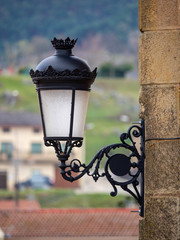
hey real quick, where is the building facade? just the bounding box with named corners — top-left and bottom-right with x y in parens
top-left (0, 111), bottom-right (82, 189)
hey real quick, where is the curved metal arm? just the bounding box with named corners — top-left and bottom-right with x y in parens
top-left (44, 120), bottom-right (145, 217)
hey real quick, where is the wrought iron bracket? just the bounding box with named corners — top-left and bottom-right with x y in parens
top-left (45, 120), bottom-right (145, 217)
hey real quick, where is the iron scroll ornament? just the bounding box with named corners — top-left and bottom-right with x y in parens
top-left (45, 120), bottom-right (145, 217)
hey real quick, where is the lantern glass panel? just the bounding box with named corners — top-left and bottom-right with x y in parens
top-left (73, 90), bottom-right (89, 138)
top-left (40, 89), bottom-right (72, 138)
top-left (40, 89), bottom-right (89, 139)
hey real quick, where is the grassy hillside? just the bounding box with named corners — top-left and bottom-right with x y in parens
top-left (0, 74), bottom-right (140, 162)
top-left (0, 75), bottom-right (38, 112)
top-left (0, 75), bottom-right (140, 207)
top-left (85, 78), bottom-right (139, 161)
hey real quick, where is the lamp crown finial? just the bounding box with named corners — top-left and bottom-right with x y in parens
top-left (51, 37), bottom-right (77, 49)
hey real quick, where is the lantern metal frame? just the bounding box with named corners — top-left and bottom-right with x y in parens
top-left (30, 37), bottom-right (145, 217)
top-left (44, 120), bottom-right (145, 217)
top-left (30, 65), bottom-right (97, 144)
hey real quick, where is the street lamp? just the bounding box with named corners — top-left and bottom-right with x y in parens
top-left (30, 37), bottom-right (145, 217)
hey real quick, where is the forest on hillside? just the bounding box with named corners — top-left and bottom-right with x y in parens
top-left (0, 0), bottom-right (139, 70)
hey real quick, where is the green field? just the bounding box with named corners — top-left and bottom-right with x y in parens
top-left (0, 188), bottom-right (136, 208)
top-left (0, 74), bottom-right (140, 162)
top-left (0, 74), bottom-right (38, 112)
top-left (85, 77), bottom-right (140, 161)
top-left (0, 75), bottom-right (140, 208)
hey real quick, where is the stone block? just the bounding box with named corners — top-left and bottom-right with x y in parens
top-left (139, 85), bottom-right (180, 139)
top-left (139, 31), bottom-right (180, 85)
top-left (144, 140), bottom-right (180, 195)
top-left (139, 219), bottom-right (145, 240)
top-left (139, 0), bottom-right (180, 31)
top-left (140, 196), bottom-right (180, 240)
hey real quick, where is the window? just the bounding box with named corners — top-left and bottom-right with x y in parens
top-left (31, 143), bottom-right (42, 154)
top-left (31, 169), bottom-right (41, 176)
top-left (1, 142), bottom-right (13, 159)
top-left (33, 128), bottom-right (40, 133)
top-left (2, 127), bottom-right (10, 132)
top-left (0, 171), bottom-right (7, 189)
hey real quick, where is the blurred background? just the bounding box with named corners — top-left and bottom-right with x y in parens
top-left (0, 0), bottom-right (139, 75)
top-left (0, 0), bottom-right (140, 212)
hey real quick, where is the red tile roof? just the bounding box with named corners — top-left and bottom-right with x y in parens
top-left (0, 200), bottom-right (40, 210)
top-left (0, 208), bottom-right (139, 238)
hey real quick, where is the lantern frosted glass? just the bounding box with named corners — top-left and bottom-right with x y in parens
top-left (39, 89), bottom-right (89, 140)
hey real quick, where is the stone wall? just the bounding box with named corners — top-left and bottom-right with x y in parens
top-left (139, 0), bottom-right (180, 239)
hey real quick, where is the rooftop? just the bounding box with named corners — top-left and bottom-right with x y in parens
top-left (0, 111), bottom-right (42, 127)
top-left (0, 200), bottom-right (40, 210)
top-left (0, 208), bottom-right (139, 239)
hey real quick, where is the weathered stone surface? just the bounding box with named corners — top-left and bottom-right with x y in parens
top-left (139, 1), bottom-right (180, 240)
top-left (139, 31), bottom-right (180, 85)
top-left (144, 140), bottom-right (180, 195)
top-left (139, 85), bottom-right (180, 139)
top-left (139, 219), bottom-right (144, 240)
top-left (139, 196), bottom-right (180, 240)
top-left (139, 0), bottom-right (180, 31)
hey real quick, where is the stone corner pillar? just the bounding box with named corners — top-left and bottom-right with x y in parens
top-left (138, 1), bottom-right (180, 239)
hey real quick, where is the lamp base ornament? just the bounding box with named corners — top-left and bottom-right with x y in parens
top-left (45, 120), bottom-right (145, 217)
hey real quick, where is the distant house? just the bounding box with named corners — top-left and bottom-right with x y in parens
top-left (0, 111), bottom-right (82, 189)
top-left (0, 208), bottom-right (139, 240)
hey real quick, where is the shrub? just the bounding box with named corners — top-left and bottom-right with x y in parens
top-left (98, 62), bottom-right (133, 78)
top-left (18, 66), bottom-right (31, 75)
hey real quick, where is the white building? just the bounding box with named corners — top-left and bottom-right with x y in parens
top-left (0, 111), bottom-right (82, 189)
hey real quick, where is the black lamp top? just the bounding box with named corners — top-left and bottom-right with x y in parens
top-left (51, 37), bottom-right (77, 50)
top-left (30, 37), bottom-right (97, 89)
